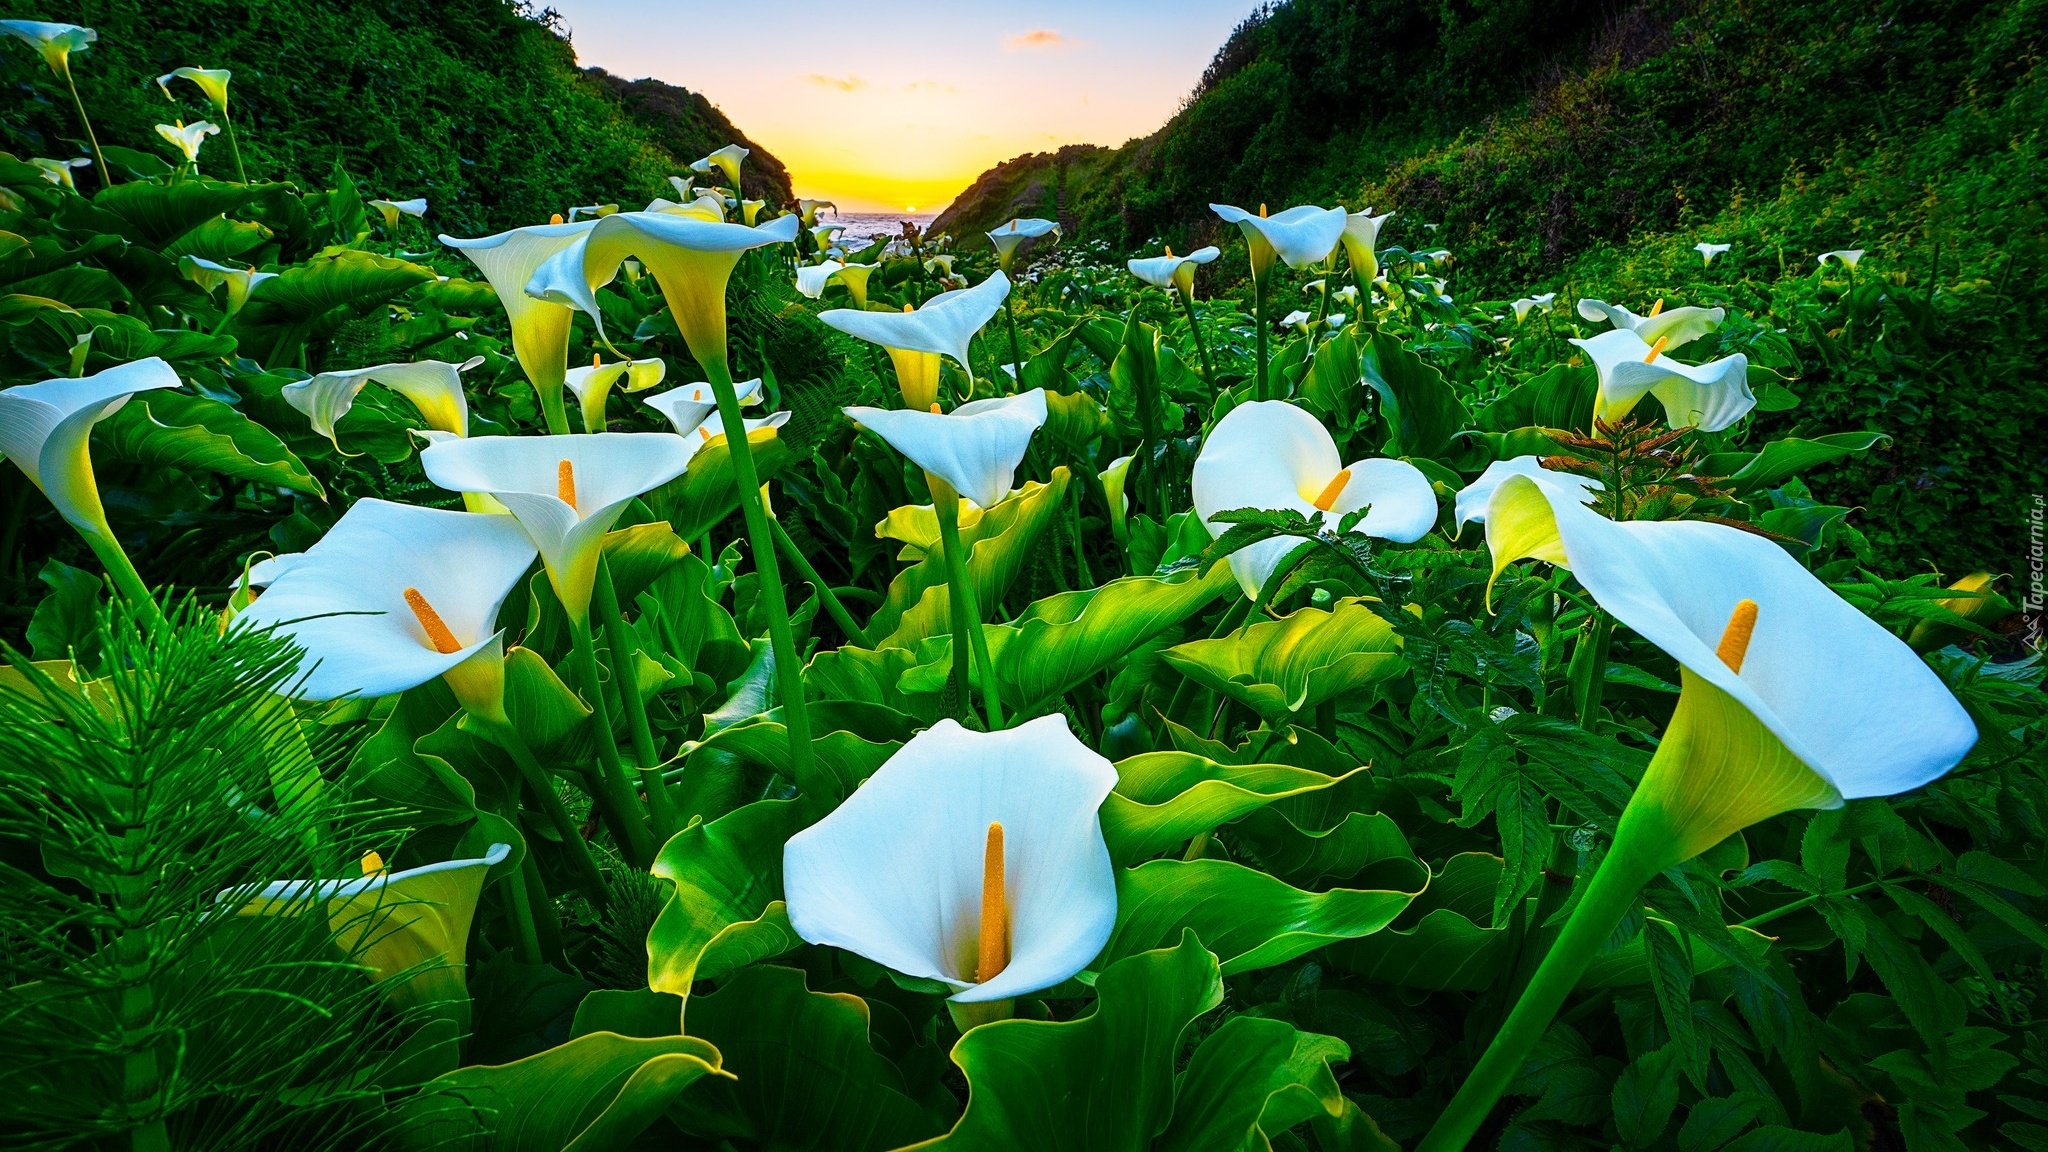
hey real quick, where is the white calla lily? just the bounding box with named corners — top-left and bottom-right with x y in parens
top-left (795, 259), bottom-right (844, 299)
top-left (30, 156), bottom-right (90, 189)
top-left (641, 378), bottom-right (765, 438)
top-left (797, 199), bottom-right (836, 227)
top-left (667, 175), bottom-right (695, 201)
top-left (155, 66), bottom-right (231, 111)
top-left (1192, 400), bottom-right (1439, 598)
top-left (419, 433), bottom-right (693, 622)
top-left (1, 20), bottom-right (94, 73)
top-left (817, 271), bottom-right (1011, 407)
top-left (845, 388), bottom-right (1046, 510)
top-left (368, 197), bottom-right (428, 229)
top-left (563, 356), bottom-right (666, 433)
top-left (1127, 245), bottom-right (1220, 297)
top-left (924, 253), bottom-right (957, 278)
top-left (155, 120), bottom-right (218, 165)
top-left (0, 357), bottom-right (179, 540)
top-left (1570, 327), bottom-right (1754, 431)
top-left (986, 217), bottom-right (1060, 271)
top-left (179, 256), bottom-right (274, 317)
top-left (234, 498), bottom-right (536, 716)
top-left (1339, 208), bottom-right (1394, 285)
top-left (831, 262), bottom-right (874, 310)
top-left (690, 143), bottom-right (750, 190)
top-left (1333, 284), bottom-right (1359, 303)
top-left (784, 715), bottom-right (1117, 1004)
top-left (1510, 293), bottom-right (1556, 323)
top-left (1100, 454), bottom-right (1134, 543)
top-left (1574, 297), bottom-right (1726, 350)
top-left (283, 356), bottom-right (483, 448)
top-left (741, 199), bottom-right (767, 226)
top-left (1453, 455), bottom-right (1601, 534)
top-left (1695, 241), bottom-right (1730, 266)
top-left (1279, 308), bottom-right (1314, 333)
top-left (523, 211), bottom-right (798, 375)
top-left (1818, 249), bottom-right (1864, 270)
top-left (686, 408), bottom-right (789, 449)
top-left (440, 218), bottom-right (597, 433)
top-left (810, 223), bottom-right (845, 252)
top-left (1210, 203), bottom-right (1347, 279)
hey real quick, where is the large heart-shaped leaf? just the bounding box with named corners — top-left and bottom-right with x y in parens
top-left (995, 566), bottom-right (1235, 709)
top-left (647, 799), bottom-right (809, 1001)
top-left (1700, 431), bottom-right (1890, 493)
top-left (667, 964), bottom-right (943, 1151)
top-left (870, 470), bottom-right (1072, 649)
top-left (400, 1031), bottom-right (728, 1151)
top-left (914, 931), bottom-right (1221, 1151)
top-left (1362, 331), bottom-right (1467, 459)
top-left (94, 388), bottom-right (324, 496)
top-left (1100, 856), bottom-right (1426, 976)
top-left (1161, 598), bottom-right (1403, 722)
top-left (92, 178), bottom-right (271, 248)
top-left (229, 249), bottom-right (436, 363)
top-left (1324, 852), bottom-right (1513, 990)
top-left (644, 428), bottom-right (795, 541)
top-left (1471, 363), bottom-right (1597, 434)
top-left (1100, 751), bottom-right (1358, 867)
top-left (1157, 1015), bottom-right (1355, 1152)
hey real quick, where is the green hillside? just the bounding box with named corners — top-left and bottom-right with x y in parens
top-left (935, 0), bottom-right (2045, 577)
top-left (0, 0), bottom-right (789, 234)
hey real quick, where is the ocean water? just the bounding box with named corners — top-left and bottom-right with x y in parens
top-left (813, 211), bottom-right (941, 249)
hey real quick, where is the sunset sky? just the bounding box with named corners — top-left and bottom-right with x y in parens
top-left (545, 1), bottom-right (1256, 212)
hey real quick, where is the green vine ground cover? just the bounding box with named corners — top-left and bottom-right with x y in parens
top-left (0, 5), bottom-right (2043, 1152)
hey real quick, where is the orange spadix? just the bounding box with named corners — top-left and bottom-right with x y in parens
top-left (1643, 335), bottom-right (1670, 363)
top-left (977, 822), bottom-right (1008, 984)
top-left (1716, 599), bottom-right (1759, 673)
top-left (1647, 298), bottom-right (1665, 317)
top-left (403, 587), bottom-right (463, 654)
top-left (556, 459), bottom-right (576, 508)
top-left (1312, 467), bottom-right (1353, 511)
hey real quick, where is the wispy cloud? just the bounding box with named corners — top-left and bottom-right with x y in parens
top-left (904, 79), bottom-right (959, 94)
top-left (805, 73), bottom-right (868, 91)
top-left (1003, 28), bottom-right (1073, 51)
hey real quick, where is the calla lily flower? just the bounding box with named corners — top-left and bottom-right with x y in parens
top-left (569, 202), bottom-right (623, 222)
top-left (1575, 297), bottom-right (1725, 350)
top-left (640, 378), bottom-right (764, 437)
top-left (686, 408), bottom-right (789, 451)
top-left (739, 199), bottom-right (766, 226)
top-left (1339, 208), bottom-right (1394, 285)
top-left (180, 256), bottom-right (274, 317)
top-left (668, 175), bottom-right (695, 201)
top-left (783, 715), bottom-right (1117, 1004)
top-left (1100, 454), bottom-right (1134, 543)
top-left (564, 355), bottom-right (666, 433)
top-left (523, 211), bottom-right (799, 374)
top-left (986, 217), bottom-right (1059, 271)
top-left (1334, 284), bottom-right (1359, 303)
top-left (155, 66), bottom-right (231, 112)
top-left (440, 218), bottom-right (597, 432)
top-left (0, 357), bottom-right (179, 540)
top-left (1695, 241), bottom-right (1730, 266)
top-left (369, 197), bottom-right (428, 229)
top-left (1481, 473), bottom-right (1976, 858)
top-left (797, 198), bottom-right (836, 227)
top-left (1819, 249), bottom-right (1864, 270)
top-left (1211, 203), bottom-right (1347, 279)
top-left (1280, 308), bottom-right (1314, 332)
top-left (30, 156), bottom-right (90, 190)
top-left (1192, 400), bottom-right (1439, 598)
top-left (419, 433), bottom-right (693, 622)
top-left (1510, 293), bottom-right (1556, 323)
top-left (1454, 456), bottom-right (1601, 536)
top-left (1127, 246), bottom-right (1220, 297)
top-left (234, 498), bottom-right (536, 717)
top-left (845, 388), bottom-right (1046, 510)
top-left (830, 262), bottom-right (874, 310)
top-left (283, 356), bottom-right (483, 448)
top-left (1570, 327), bottom-right (1753, 431)
top-left (810, 223), bottom-right (845, 252)
top-left (233, 842), bottom-right (511, 1013)
top-left (156, 120), bottom-right (219, 165)
top-left (817, 271), bottom-right (1011, 407)
top-left (924, 254), bottom-right (957, 279)
top-left (0, 19), bottom-right (94, 73)
top-left (690, 143), bottom-right (750, 190)
top-left (795, 259), bottom-right (844, 299)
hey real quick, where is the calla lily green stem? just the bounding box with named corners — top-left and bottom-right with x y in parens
top-left (769, 515), bottom-right (870, 647)
top-left (1003, 294), bottom-right (1024, 382)
top-left (594, 557), bottom-right (677, 838)
top-left (1178, 290), bottom-right (1217, 385)
top-left (85, 530), bottom-right (163, 627)
top-left (1253, 274), bottom-right (1270, 400)
top-left (476, 718), bottom-right (608, 904)
top-left (931, 479), bottom-right (1004, 730)
top-left (567, 620), bottom-right (655, 868)
top-left (499, 855), bottom-right (545, 965)
top-left (1568, 612), bottom-right (1613, 728)
top-left (701, 358), bottom-right (816, 784)
top-left (1415, 799), bottom-right (1671, 1152)
top-left (57, 60), bottom-right (109, 189)
top-left (221, 114), bottom-right (248, 184)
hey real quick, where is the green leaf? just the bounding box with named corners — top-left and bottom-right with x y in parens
top-left (1042, 389), bottom-right (1111, 448)
top-left (1700, 432), bottom-right (1890, 493)
top-left (1160, 598), bottom-right (1403, 723)
top-left (1472, 363), bottom-right (1597, 434)
top-left (643, 427), bottom-right (795, 541)
top-left (667, 964), bottom-right (943, 1151)
top-left (1362, 331), bottom-right (1467, 459)
top-left (1612, 1044), bottom-right (1681, 1148)
top-left (91, 178), bottom-right (269, 247)
top-left (601, 521), bottom-right (692, 604)
top-left (689, 710), bottom-right (904, 807)
top-left (870, 470), bottom-right (1072, 649)
top-left (919, 931), bottom-right (1221, 1151)
top-left (400, 1031), bottom-right (728, 1152)
top-left (26, 558), bottom-right (103, 664)
top-left (1326, 853), bottom-right (1513, 990)
top-left (647, 799), bottom-right (809, 1001)
top-left (993, 565), bottom-right (1234, 709)
top-left (501, 645), bottom-right (592, 758)
top-left (1100, 857), bottom-right (1425, 976)
top-left (1234, 806), bottom-right (1417, 890)
top-left (1720, 1127), bottom-right (1855, 1152)
top-left (94, 388), bottom-right (324, 496)
top-left (229, 248), bottom-right (437, 363)
top-left (159, 214), bottom-right (272, 263)
top-left (1100, 751), bottom-right (1358, 866)
top-left (1301, 329), bottom-right (1363, 424)
top-left (1157, 1016), bottom-right (1353, 1152)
